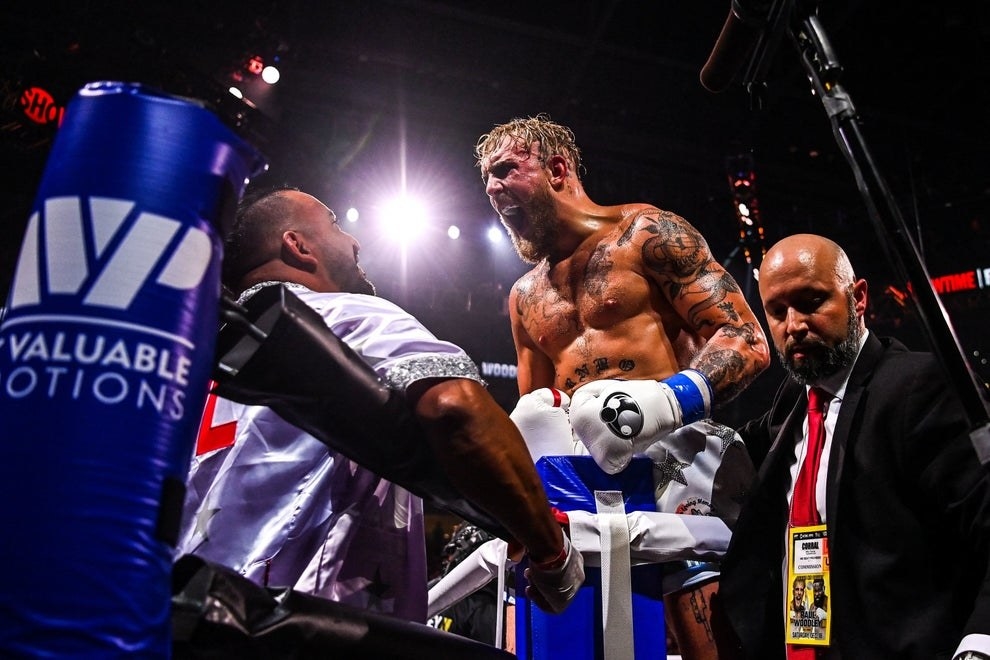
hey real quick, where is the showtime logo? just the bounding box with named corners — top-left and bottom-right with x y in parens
top-left (8, 195), bottom-right (212, 312)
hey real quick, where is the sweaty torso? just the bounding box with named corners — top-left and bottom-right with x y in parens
top-left (512, 205), bottom-right (703, 394)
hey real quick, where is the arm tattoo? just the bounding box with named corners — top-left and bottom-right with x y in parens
top-left (639, 211), bottom-right (708, 291)
top-left (638, 212), bottom-right (745, 332)
top-left (694, 349), bottom-right (749, 402)
top-left (720, 321), bottom-right (761, 346)
top-left (717, 300), bottom-right (741, 323)
top-left (684, 266), bottom-right (744, 331)
top-left (694, 324), bottom-right (762, 402)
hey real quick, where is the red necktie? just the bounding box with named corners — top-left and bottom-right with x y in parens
top-left (787, 387), bottom-right (828, 660)
top-left (791, 387), bottom-right (828, 526)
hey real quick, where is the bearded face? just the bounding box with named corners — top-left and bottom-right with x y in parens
top-left (330, 260), bottom-right (376, 296)
top-left (319, 236), bottom-right (377, 296)
top-left (502, 182), bottom-right (560, 264)
top-left (482, 137), bottom-right (564, 264)
top-left (813, 582), bottom-right (827, 608)
top-left (778, 289), bottom-right (862, 385)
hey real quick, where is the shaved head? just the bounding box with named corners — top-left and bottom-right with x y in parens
top-left (223, 187), bottom-right (298, 288)
top-left (223, 186), bottom-right (374, 296)
top-left (759, 234), bottom-right (856, 294)
top-left (758, 234), bottom-right (867, 385)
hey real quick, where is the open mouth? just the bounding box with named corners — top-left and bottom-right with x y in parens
top-left (495, 202), bottom-right (521, 221)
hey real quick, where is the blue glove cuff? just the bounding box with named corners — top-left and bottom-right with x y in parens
top-left (662, 369), bottom-right (713, 424)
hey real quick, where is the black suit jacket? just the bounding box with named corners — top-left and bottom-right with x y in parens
top-left (719, 334), bottom-right (990, 660)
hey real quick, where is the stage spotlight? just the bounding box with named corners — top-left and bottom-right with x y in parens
top-left (487, 225), bottom-right (504, 243)
top-left (448, 225), bottom-right (460, 240)
top-left (261, 65), bottom-right (280, 85)
top-left (346, 207), bottom-right (359, 223)
top-left (380, 195), bottom-right (427, 243)
top-left (228, 86), bottom-right (243, 99)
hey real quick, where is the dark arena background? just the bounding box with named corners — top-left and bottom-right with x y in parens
top-left (2, 1), bottom-right (987, 503)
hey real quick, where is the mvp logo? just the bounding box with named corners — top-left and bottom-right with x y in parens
top-left (9, 196), bottom-right (213, 311)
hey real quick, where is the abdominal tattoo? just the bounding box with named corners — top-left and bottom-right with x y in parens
top-left (564, 357), bottom-right (635, 390)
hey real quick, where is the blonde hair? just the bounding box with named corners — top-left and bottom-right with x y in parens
top-left (475, 114), bottom-right (582, 177)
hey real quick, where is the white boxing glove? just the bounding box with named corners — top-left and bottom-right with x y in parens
top-left (570, 370), bottom-right (713, 474)
top-left (510, 388), bottom-right (578, 462)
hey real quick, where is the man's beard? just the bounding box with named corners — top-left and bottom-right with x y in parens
top-left (779, 291), bottom-right (861, 385)
top-left (350, 276), bottom-right (376, 296)
top-left (504, 187), bottom-right (559, 264)
top-left (329, 260), bottom-right (377, 296)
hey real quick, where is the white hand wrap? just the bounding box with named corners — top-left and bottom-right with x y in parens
top-left (524, 534), bottom-right (585, 614)
top-left (510, 388), bottom-right (578, 461)
top-left (570, 370), bottom-right (713, 474)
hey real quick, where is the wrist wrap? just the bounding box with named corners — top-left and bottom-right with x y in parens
top-left (661, 369), bottom-right (713, 424)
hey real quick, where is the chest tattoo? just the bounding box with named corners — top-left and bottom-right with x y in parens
top-left (516, 275), bottom-right (575, 337)
top-left (584, 243), bottom-right (614, 297)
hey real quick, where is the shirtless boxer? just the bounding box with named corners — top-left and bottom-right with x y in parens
top-left (475, 115), bottom-right (770, 658)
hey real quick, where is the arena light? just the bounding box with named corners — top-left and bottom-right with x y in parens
top-left (261, 65), bottom-right (280, 85)
top-left (447, 225), bottom-right (461, 240)
top-left (725, 153), bottom-right (766, 269)
top-left (345, 207), bottom-right (359, 223)
top-left (487, 225), bottom-right (504, 243)
top-left (379, 195), bottom-right (428, 244)
top-left (247, 56), bottom-right (264, 76)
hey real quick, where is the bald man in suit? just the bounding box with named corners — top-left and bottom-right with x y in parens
top-left (717, 234), bottom-right (990, 660)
